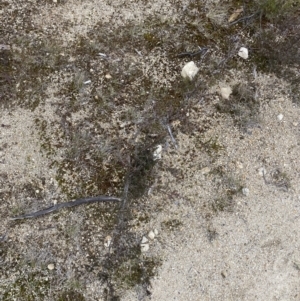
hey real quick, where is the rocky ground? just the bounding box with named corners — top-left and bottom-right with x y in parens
top-left (1, 0), bottom-right (300, 300)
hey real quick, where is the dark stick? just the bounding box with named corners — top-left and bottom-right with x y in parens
top-left (10, 196), bottom-right (121, 220)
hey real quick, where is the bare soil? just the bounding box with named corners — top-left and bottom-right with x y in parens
top-left (1, 0), bottom-right (300, 300)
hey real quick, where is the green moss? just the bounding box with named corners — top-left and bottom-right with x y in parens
top-left (87, 206), bottom-right (119, 232)
top-left (207, 225), bottom-right (218, 242)
top-left (113, 257), bottom-right (161, 289)
top-left (212, 197), bottom-right (234, 213)
top-left (161, 219), bottom-right (183, 231)
top-left (0, 47), bottom-right (14, 108)
top-left (11, 36), bottom-right (68, 110)
top-left (269, 169), bottom-right (291, 191)
top-left (256, 0), bottom-right (300, 20)
top-left (202, 137), bottom-right (224, 156)
top-left (57, 290), bottom-right (85, 301)
top-left (2, 273), bottom-right (50, 301)
top-left (143, 32), bottom-right (161, 49)
top-left (216, 83), bottom-right (260, 132)
top-left (211, 174), bottom-right (243, 213)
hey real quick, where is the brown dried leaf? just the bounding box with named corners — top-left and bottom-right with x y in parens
top-left (228, 8), bottom-right (243, 23)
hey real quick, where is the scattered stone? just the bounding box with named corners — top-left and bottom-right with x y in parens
top-left (242, 187), bottom-right (249, 196)
top-left (84, 80), bottom-right (91, 85)
top-left (105, 74), bottom-right (112, 79)
top-left (153, 145), bottom-right (162, 161)
top-left (141, 243), bottom-right (149, 252)
top-left (238, 47), bottom-right (248, 59)
top-left (200, 167), bottom-right (211, 174)
top-left (277, 114), bottom-right (283, 121)
top-left (148, 231), bottom-right (155, 240)
top-left (141, 236), bottom-right (150, 252)
top-left (104, 235), bottom-right (112, 248)
top-left (181, 61), bottom-right (199, 80)
top-left (47, 263), bottom-right (55, 270)
top-left (119, 121), bottom-right (131, 128)
top-left (154, 229), bottom-right (158, 236)
top-left (236, 161), bottom-right (243, 169)
top-left (220, 86), bottom-right (232, 100)
top-left (141, 236), bottom-right (148, 244)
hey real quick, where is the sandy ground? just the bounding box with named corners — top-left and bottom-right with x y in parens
top-left (1, 0), bottom-right (300, 300)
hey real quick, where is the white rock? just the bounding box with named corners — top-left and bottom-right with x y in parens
top-left (238, 47), bottom-right (248, 59)
top-left (153, 145), bottom-right (162, 161)
top-left (154, 229), bottom-right (158, 235)
top-left (236, 161), bottom-right (243, 169)
top-left (47, 263), bottom-right (55, 270)
top-left (141, 244), bottom-right (149, 252)
top-left (104, 235), bottom-right (112, 248)
top-left (181, 61), bottom-right (199, 80)
top-left (277, 114), bottom-right (283, 121)
top-left (220, 86), bottom-right (232, 100)
top-left (141, 236), bottom-right (148, 244)
top-left (200, 167), bottom-right (211, 174)
top-left (242, 187), bottom-right (249, 196)
top-left (148, 231), bottom-right (155, 240)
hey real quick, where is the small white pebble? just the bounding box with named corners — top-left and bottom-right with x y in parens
top-left (148, 231), bottom-right (155, 240)
top-left (200, 167), bottom-right (211, 175)
top-left (277, 114), bottom-right (283, 121)
top-left (154, 229), bottom-right (158, 236)
top-left (104, 236), bottom-right (112, 248)
top-left (153, 145), bottom-right (162, 161)
top-left (141, 244), bottom-right (149, 252)
top-left (181, 61), bottom-right (199, 80)
top-left (84, 80), bottom-right (91, 85)
top-left (47, 263), bottom-right (55, 270)
top-left (242, 187), bottom-right (249, 196)
top-left (238, 47), bottom-right (248, 59)
top-left (105, 74), bottom-right (112, 79)
top-left (236, 161), bottom-right (243, 169)
top-left (220, 86), bottom-right (232, 100)
top-left (141, 236), bottom-right (148, 244)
